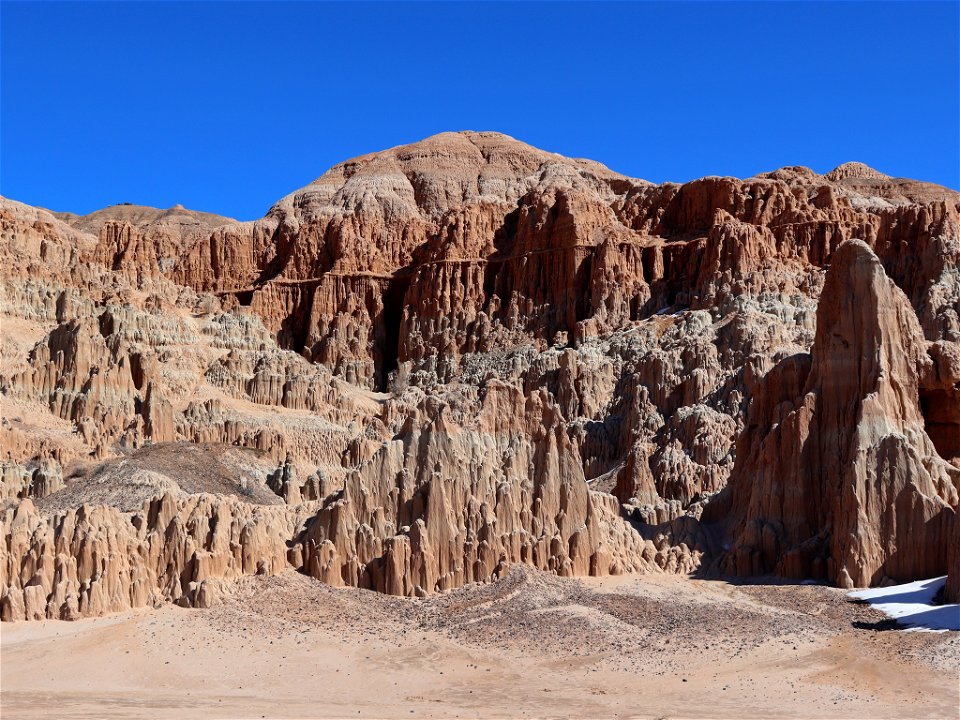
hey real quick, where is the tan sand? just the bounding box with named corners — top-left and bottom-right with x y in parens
top-left (2, 568), bottom-right (957, 719)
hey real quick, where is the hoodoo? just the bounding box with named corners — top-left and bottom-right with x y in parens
top-left (2, 132), bottom-right (959, 618)
top-left (718, 239), bottom-right (959, 588)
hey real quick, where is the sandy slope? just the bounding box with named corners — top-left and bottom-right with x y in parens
top-left (2, 569), bottom-right (958, 720)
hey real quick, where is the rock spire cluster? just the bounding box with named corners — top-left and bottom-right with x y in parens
top-left (2, 131), bottom-right (958, 618)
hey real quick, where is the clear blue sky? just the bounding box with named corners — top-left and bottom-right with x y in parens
top-left (2, 1), bottom-right (957, 220)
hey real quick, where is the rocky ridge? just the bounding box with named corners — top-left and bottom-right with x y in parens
top-left (1, 131), bottom-right (958, 618)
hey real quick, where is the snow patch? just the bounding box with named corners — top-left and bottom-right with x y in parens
top-left (849, 577), bottom-right (960, 632)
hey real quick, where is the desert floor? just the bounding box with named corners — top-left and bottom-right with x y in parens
top-left (2, 568), bottom-right (958, 720)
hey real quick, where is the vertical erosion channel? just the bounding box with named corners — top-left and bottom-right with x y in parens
top-left (378, 273), bottom-right (411, 391)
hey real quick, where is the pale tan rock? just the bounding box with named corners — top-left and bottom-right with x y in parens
top-left (297, 383), bottom-right (668, 595)
top-left (0, 460), bottom-right (63, 501)
top-left (0, 493), bottom-right (314, 620)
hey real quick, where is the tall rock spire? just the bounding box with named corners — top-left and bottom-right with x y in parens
top-left (722, 239), bottom-right (959, 587)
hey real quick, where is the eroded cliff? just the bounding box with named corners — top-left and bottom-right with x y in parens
top-left (717, 240), bottom-right (959, 588)
top-left (2, 131), bottom-right (958, 616)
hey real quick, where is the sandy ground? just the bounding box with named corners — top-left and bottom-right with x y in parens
top-left (1, 568), bottom-right (958, 720)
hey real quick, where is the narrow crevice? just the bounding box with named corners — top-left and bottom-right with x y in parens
top-left (574, 255), bottom-right (593, 322)
top-left (377, 274), bottom-right (411, 391)
top-left (640, 246), bottom-right (657, 284)
top-left (481, 205), bottom-right (520, 315)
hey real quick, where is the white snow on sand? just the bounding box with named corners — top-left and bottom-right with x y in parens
top-left (849, 577), bottom-right (960, 632)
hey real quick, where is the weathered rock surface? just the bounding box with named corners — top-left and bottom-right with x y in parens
top-left (946, 517), bottom-right (960, 603)
top-left (0, 493), bottom-right (313, 620)
top-left (297, 382), bottom-right (696, 597)
top-left (717, 240), bottom-right (959, 587)
top-left (2, 131), bottom-right (958, 618)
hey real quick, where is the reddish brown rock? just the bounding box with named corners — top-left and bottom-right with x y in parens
top-left (719, 240), bottom-right (959, 587)
top-left (2, 133), bottom-right (959, 616)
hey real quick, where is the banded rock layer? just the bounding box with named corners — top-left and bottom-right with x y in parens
top-left (1, 131), bottom-right (959, 617)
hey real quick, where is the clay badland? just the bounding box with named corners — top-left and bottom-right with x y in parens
top-left (1, 131), bottom-right (958, 718)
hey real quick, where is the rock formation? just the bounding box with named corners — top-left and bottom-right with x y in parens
top-left (1, 131), bottom-right (958, 619)
top-left (296, 382), bottom-right (693, 597)
top-left (0, 493), bottom-right (312, 621)
top-left (717, 240), bottom-right (958, 587)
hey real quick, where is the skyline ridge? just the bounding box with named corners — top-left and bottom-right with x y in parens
top-left (3, 1), bottom-right (957, 220)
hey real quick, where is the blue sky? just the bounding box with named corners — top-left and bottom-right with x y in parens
top-left (2, 1), bottom-right (957, 220)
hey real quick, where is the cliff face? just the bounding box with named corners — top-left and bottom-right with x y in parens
top-left (167, 135), bottom-right (960, 392)
top-left (2, 131), bottom-right (958, 617)
top-left (718, 240), bottom-right (959, 587)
